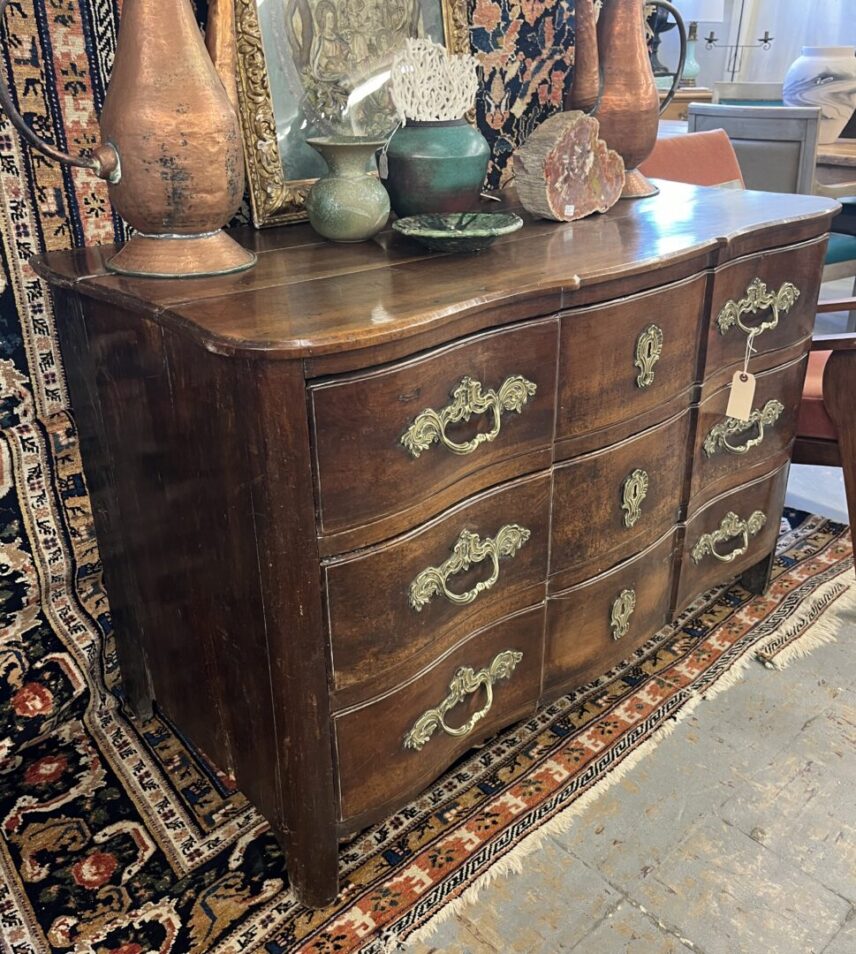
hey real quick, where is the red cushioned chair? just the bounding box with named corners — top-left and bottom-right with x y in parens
top-left (641, 132), bottom-right (856, 532)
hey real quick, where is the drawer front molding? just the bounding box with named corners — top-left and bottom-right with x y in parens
top-left (716, 278), bottom-right (800, 339)
top-left (401, 374), bottom-right (537, 458)
top-left (691, 510), bottom-right (767, 565)
top-left (409, 524), bottom-right (531, 611)
top-left (703, 400), bottom-right (785, 458)
top-left (403, 649), bottom-right (523, 751)
top-left (634, 323), bottom-right (664, 389)
top-left (610, 588), bottom-right (637, 640)
top-left (621, 468), bottom-right (650, 528)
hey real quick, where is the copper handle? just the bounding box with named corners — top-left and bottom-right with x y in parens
top-left (651, 1), bottom-right (688, 115)
top-left (0, 0), bottom-right (119, 180)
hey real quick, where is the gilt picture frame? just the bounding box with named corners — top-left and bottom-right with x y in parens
top-left (234, 0), bottom-right (471, 228)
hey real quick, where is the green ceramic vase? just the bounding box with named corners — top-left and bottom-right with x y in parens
top-left (385, 119), bottom-right (491, 217)
top-left (305, 137), bottom-right (390, 243)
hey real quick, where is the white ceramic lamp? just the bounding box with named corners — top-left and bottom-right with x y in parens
top-left (679, 0), bottom-right (725, 88)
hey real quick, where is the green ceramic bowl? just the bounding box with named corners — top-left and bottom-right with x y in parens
top-left (392, 212), bottom-right (524, 253)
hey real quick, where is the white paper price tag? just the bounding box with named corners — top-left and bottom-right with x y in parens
top-left (726, 371), bottom-right (756, 422)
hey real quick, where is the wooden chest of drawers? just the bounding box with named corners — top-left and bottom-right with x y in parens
top-left (33, 182), bottom-right (837, 907)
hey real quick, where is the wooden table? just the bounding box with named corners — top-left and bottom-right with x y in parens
top-left (658, 87), bottom-right (713, 122)
top-left (815, 139), bottom-right (856, 187)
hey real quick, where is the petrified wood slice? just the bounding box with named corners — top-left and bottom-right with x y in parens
top-left (513, 111), bottom-right (626, 221)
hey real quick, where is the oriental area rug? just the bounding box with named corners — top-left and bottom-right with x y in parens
top-left (0, 500), bottom-right (851, 954)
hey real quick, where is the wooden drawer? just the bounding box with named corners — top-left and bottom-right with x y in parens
top-left (545, 530), bottom-right (677, 697)
top-left (705, 237), bottom-right (825, 382)
top-left (677, 463), bottom-right (789, 609)
top-left (691, 353), bottom-right (807, 506)
top-left (556, 274), bottom-right (704, 454)
top-left (325, 472), bottom-right (550, 707)
top-left (551, 410), bottom-right (691, 589)
top-left (310, 320), bottom-right (558, 551)
top-left (335, 605), bottom-right (544, 824)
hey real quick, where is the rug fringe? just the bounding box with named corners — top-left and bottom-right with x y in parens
top-left (757, 578), bottom-right (854, 671)
top-left (401, 692), bottom-right (704, 951)
top-left (755, 579), bottom-right (854, 670)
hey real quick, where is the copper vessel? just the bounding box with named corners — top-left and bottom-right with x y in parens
top-left (567, 0), bottom-right (686, 199)
top-left (565, 0), bottom-right (600, 113)
top-left (0, 0), bottom-right (255, 278)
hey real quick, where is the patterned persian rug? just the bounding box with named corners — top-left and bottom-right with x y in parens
top-left (0, 505), bottom-right (850, 953)
top-left (1, 3), bottom-right (854, 953)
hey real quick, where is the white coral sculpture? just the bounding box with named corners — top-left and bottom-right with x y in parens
top-left (391, 38), bottom-right (479, 123)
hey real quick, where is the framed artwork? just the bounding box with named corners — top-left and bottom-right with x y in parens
top-left (235, 0), bottom-right (471, 227)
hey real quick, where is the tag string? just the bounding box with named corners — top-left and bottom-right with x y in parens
top-left (377, 121), bottom-right (402, 180)
top-left (742, 329), bottom-right (758, 380)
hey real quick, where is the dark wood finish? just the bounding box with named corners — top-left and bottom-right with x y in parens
top-left (551, 410), bottom-right (691, 589)
top-left (32, 184), bottom-right (835, 907)
top-left (334, 605), bottom-right (544, 824)
top-left (792, 317), bottom-right (856, 551)
top-left (325, 472), bottom-right (550, 707)
top-left (676, 463), bottom-right (790, 610)
top-left (705, 236), bottom-right (827, 377)
top-left (556, 275), bottom-right (705, 454)
top-left (51, 289), bottom-right (154, 720)
top-left (691, 353), bottom-right (808, 507)
top-left (823, 346), bottom-right (856, 539)
top-left (545, 530), bottom-right (678, 697)
top-left (310, 320), bottom-right (558, 544)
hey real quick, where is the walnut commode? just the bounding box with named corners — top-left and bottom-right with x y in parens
top-left (33, 183), bottom-right (837, 906)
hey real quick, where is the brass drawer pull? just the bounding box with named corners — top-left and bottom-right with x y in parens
top-left (703, 400), bottom-right (784, 458)
top-left (691, 510), bottom-right (766, 565)
top-left (401, 374), bottom-right (537, 458)
top-left (409, 524), bottom-right (531, 612)
top-left (610, 588), bottom-right (636, 641)
top-left (716, 278), bottom-right (800, 339)
top-left (634, 324), bottom-right (664, 389)
top-left (403, 649), bottom-right (523, 751)
top-left (621, 469), bottom-right (649, 528)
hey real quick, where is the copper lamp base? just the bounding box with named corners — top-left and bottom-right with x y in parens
top-left (106, 230), bottom-right (257, 279)
top-left (621, 169), bottom-right (660, 200)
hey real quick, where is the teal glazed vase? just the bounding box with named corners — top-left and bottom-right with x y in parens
top-left (305, 137), bottom-right (390, 243)
top-left (385, 119), bottom-right (491, 217)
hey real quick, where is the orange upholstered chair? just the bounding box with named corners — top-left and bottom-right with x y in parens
top-left (639, 129), bottom-right (745, 189)
top-left (641, 131), bottom-right (856, 531)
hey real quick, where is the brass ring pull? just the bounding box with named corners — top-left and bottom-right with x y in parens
top-left (401, 374), bottom-right (537, 458)
top-left (403, 650), bottom-right (523, 751)
top-left (691, 510), bottom-right (766, 565)
top-left (716, 279), bottom-right (800, 338)
top-left (409, 524), bottom-right (531, 612)
top-left (703, 400), bottom-right (784, 458)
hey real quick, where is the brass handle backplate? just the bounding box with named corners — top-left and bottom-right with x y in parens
top-left (611, 588), bottom-right (637, 641)
top-left (635, 324), bottom-right (664, 389)
top-left (716, 279), bottom-right (800, 339)
top-left (703, 400), bottom-right (784, 457)
top-left (621, 469), bottom-right (649, 528)
top-left (403, 650), bottom-right (523, 751)
top-left (409, 524), bottom-right (531, 612)
top-left (691, 510), bottom-right (766, 565)
top-left (401, 374), bottom-right (537, 458)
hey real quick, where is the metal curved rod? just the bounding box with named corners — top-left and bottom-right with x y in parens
top-left (652, 0), bottom-right (688, 115)
top-left (0, 0), bottom-right (118, 178)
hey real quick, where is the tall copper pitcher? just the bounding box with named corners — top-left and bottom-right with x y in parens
top-left (567, 0), bottom-right (686, 199)
top-left (0, 0), bottom-right (255, 277)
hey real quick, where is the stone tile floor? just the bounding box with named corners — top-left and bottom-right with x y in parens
top-left (409, 609), bottom-right (855, 953)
